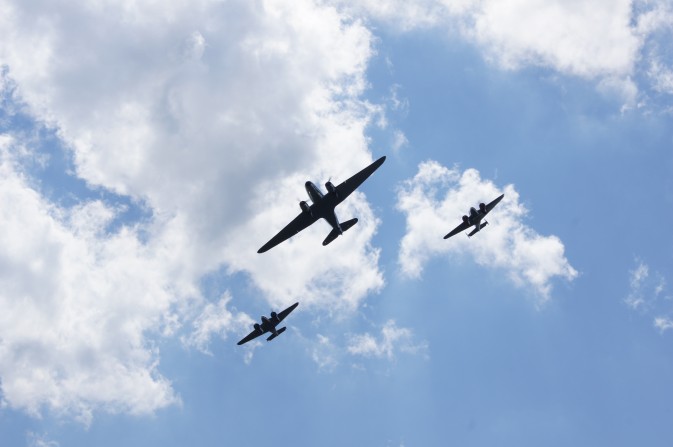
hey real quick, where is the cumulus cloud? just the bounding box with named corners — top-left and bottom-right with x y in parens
top-left (347, 320), bottom-right (428, 360)
top-left (336, 0), bottom-right (673, 103)
top-left (0, 137), bottom-right (186, 424)
top-left (0, 0), bottom-right (384, 305)
top-left (469, 0), bottom-right (639, 78)
top-left (0, 0), bottom-right (386, 422)
top-left (396, 161), bottom-right (577, 302)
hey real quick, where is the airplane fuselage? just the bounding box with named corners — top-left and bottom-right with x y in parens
top-left (305, 181), bottom-right (342, 234)
top-left (260, 316), bottom-right (279, 336)
top-left (468, 207), bottom-right (483, 225)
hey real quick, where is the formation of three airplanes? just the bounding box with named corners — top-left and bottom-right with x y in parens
top-left (237, 156), bottom-right (504, 346)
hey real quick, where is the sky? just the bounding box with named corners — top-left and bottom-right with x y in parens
top-left (1, 0), bottom-right (673, 446)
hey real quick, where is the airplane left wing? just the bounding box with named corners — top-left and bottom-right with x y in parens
top-left (334, 156), bottom-right (386, 205)
top-left (443, 220), bottom-right (471, 239)
top-left (483, 193), bottom-right (504, 214)
top-left (258, 211), bottom-right (319, 253)
top-left (237, 326), bottom-right (265, 346)
top-left (276, 302), bottom-right (299, 323)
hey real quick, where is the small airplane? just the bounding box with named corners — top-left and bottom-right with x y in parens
top-left (443, 193), bottom-right (505, 239)
top-left (257, 156), bottom-right (386, 253)
top-left (237, 302), bottom-right (299, 345)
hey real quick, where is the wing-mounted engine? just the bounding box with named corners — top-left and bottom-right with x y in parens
top-left (254, 323), bottom-right (261, 332)
top-left (299, 200), bottom-right (312, 217)
top-left (271, 311), bottom-right (279, 322)
top-left (479, 203), bottom-right (486, 213)
top-left (462, 215), bottom-right (469, 224)
top-left (325, 181), bottom-right (338, 198)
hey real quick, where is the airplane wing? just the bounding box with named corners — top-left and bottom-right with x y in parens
top-left (443, 220), bottom-right (472, 239)
top-left (258, 211), bottom-right (319, 253)
top-left (334, 156), bottom-right (386, 205)
top-left (276, 302), bottom-right (299, 322)
top-left (483, 193), bottom-right (505, 215)
top-left (237, 326), bottom-right (265, 346)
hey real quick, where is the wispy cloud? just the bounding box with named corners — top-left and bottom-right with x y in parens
top-left (310, 335), bottom-right (340, 372)
top-left (654, 317), bottom-right (673, 333)
top-left (396, 161), bottom-right (577, 303)
top-left (302, 321), bottom-right (427, 371)
top-left (27, 432), bottom-right (59, 447)
top-left (625, 257), bottom-right (672, 332)
top-left (347, 320), bottom-right (428, 360)
top-left (181, 292), bottom-right (253, 355)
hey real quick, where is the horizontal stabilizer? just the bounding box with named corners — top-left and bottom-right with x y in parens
top-left (266, 327), bottom-right (286, 341)
top-left (322, 218), bottom-right (358, 246)
top-left (340, 218), bottom-right (358, 232)
top-left (468, 221), bottom-right (488, 238)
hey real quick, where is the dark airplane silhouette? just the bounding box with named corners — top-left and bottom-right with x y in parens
top-left (257, 156), bottom-right (386, 253)
top-left (237, 302), bottom-right (299, 345)
top-left (443, 193), bottom-right (505, 239)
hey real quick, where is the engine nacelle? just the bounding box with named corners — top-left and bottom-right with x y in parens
top-left (271, 311), bottom-right (279, 322)
top-left (325, 181), bottom-right (337, 196)
top-left (462, 215), bottom-right (469, 224)
top-left (479, 203), bottom-right (486, 213)
top-left (300, 200), bottom-right (311, 214)
top-left (254, 323), bottom-right (262, 332)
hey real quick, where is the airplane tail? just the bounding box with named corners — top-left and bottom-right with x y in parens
top-left (467, 221), bottom-right (488, 237)
top-left (266, 327), bottom-right (286, 341)
top-left (322, 218), bottom-right (358, 246)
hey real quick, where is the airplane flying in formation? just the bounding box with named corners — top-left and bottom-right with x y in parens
top-left (443, 193), bottom-right (505, 239)
top-left (257, 156), bottom-right (386, 253)
top-left (237, 302), bottom-right (299, 345)
top-left (244, 156), bottom-right (508, 347)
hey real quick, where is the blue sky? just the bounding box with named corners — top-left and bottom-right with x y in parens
top-left (1, 1), bottom-right (673, 446)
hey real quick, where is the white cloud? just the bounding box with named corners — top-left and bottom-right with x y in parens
top-left (347, 320), bottom-right (428, 360)
top-left (625, 258), bottom-right (668, 311)
top-left (333, 0), bottom-right (475, 31)
top-left (27, 432), bottom-right (59, 447)
top-left (391, 130), bottom-right (409, 153)
top-left (648, 59), bottom-right (673, 94)
top-left (335, 0), bottom-right (673, 104)
top-left (181, 292), bottom-right (253, 355)
top-left (654, 317), bottom-right (673, 333)
top-left (310, 334), bottom-right (340, 372)
top-left (0, 0), bottom-right (384, 308)
top-left (625, 259), bottom-right (650, 310)
top-left (0, 137), bottom-right (186, 424)
top-left (338, 0), bottom-right (641, 77)
top-left (625, 257), bottom-right (672, 331)
top-left (0, 0), bottom-right (385, 421)
top-left (396, 161), bottom-right (577, 302)
top-left (470, 0), bottom-right (639, 78)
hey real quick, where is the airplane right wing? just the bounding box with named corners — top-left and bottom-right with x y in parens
top-left (237, 326), bottom-right (265, 346)
top-left (334, 156), bottom-right (386, 205)
top-left (276, 302), bottom-right (299, 323)
top-left (443, 220), bottom-right (472, 239)
top-left (258, 211), bottom-right (319, 253)
top-left (483, 193), bottom-right (505, 215)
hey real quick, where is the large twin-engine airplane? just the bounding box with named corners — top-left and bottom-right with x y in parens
top-left (237, 302), bottom-right (299, 345)
top-left (443, 193), bottom-right (505, 239)
top-left (257, 156), bottom-right (386, 253)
